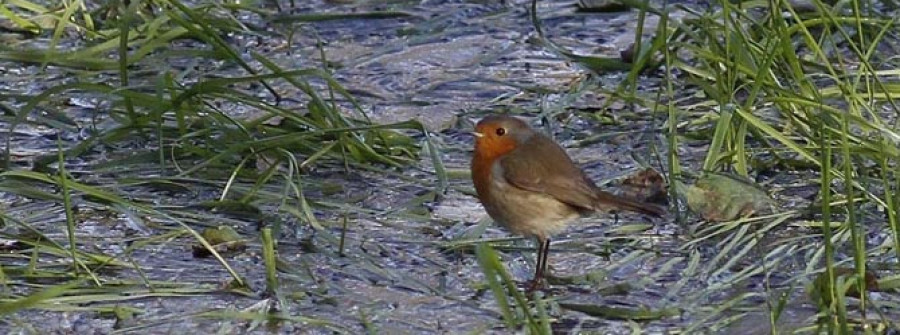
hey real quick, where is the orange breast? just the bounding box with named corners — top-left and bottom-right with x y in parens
top-left (471, 151), bottom-right (495, 204)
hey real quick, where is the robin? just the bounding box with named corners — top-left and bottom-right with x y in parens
top-left (470, 115), bottom-right (665, 291)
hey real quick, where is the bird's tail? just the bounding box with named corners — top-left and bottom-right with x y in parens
top-left (593, 190), bottom-right (666, 217)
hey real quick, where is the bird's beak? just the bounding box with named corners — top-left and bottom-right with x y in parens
top-left (471, 131), bottom-right (484, 138)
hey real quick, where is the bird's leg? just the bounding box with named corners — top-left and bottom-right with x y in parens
top-left (527, 237), bottom-right (551, 292)
top-left (539, 238), bottom-right (551, 279)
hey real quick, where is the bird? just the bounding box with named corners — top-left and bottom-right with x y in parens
top-left (470, 115), bottom-right (665, 292)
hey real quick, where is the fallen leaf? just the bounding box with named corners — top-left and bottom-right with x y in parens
top-left (621, 167), bottom-right (668, 204)
top-left (676, 173), bottom-right (775, 221)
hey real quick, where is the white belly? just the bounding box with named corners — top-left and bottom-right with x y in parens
top-left (483, 178), bottom-right (582, 240)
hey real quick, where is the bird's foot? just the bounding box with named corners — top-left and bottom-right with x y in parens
top-left (525, 278), bottom-right (547, 294)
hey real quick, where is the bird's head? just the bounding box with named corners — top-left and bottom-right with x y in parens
top-left (472, 115), bottom-right (535, 160)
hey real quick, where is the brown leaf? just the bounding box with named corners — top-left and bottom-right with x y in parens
top-left (621, 168), bottom-right (668, 204)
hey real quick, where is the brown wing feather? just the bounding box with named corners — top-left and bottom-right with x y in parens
top-left (500, 133), bottom-right (664, 217)
top-left (499, 133), bottom-right (599, 211)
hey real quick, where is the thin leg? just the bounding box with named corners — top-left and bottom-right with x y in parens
top-left (527, 238), bottom-right (551, 292)
top-left (539, 238), bottom-right (550, 279)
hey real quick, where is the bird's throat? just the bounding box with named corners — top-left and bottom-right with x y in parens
top-left (471, 154), bottom-right (494, 202)
top-left (471, 138), bottom-right (517, 207)
top-left (474, 137), bottom-right (517, 160)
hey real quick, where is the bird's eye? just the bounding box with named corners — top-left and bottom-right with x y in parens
top-left (495, 128), bottom-right (506, 136)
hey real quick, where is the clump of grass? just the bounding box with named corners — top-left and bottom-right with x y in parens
top-left (475, 243), bottom-right (552, 334)
top-left (0, 0), bottom-right (424, 331)
top-left (528, 0), bottom-right (900, 331)
top-left (661, 0), bottom-right (900, 331)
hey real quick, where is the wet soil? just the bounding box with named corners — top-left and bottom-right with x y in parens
top-left (2, 0), bottom-right (899, 334)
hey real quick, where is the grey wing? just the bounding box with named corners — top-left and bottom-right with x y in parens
top-left (498, 134), bottom-right (599, 210)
